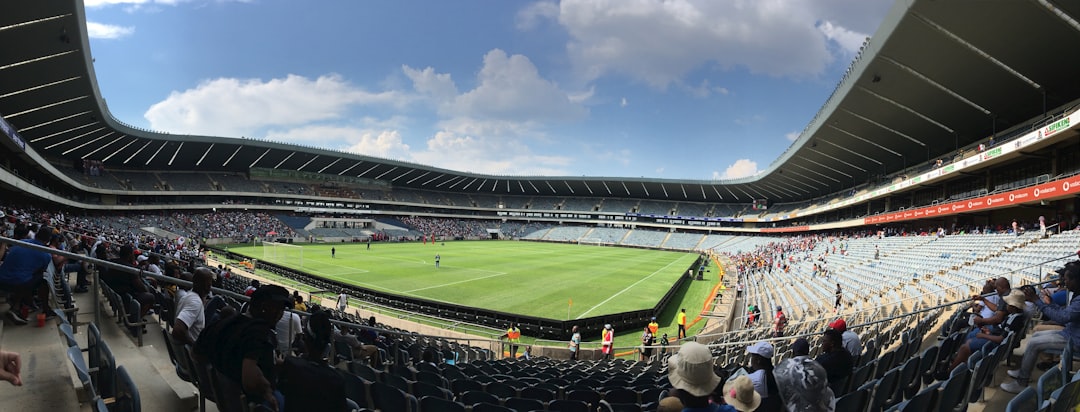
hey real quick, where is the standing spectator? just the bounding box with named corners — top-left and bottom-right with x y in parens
top-left (677, 308), bottom-right (688, 339)
top-left (834, 284), bottom-right (842, 311)
top-left (336, 292), bottom-right (348, 312)
top-left (501, 322), bottom-right (521, 359)
top-left (602, 324), bottom-right (614, 360)
top-left (773, 306), bottom-right (788, 338)
top-left (568, 325), bottom-right (580, 360)
top-left (0, 227), bottom-right (54, 324)
top-left (659, 333), bottom-right (669, 355)
top-left (434, 254), bottom-right (441, 268)
top-left (641, 326), bottom-right (655, 361)
top-left (1001, 261), bottom-right (1080, 393)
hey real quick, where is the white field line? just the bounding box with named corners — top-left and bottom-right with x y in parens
top-left (403, 271), bottom-right (510, 293)
top-left (575, 258), bottom-right (688, 319)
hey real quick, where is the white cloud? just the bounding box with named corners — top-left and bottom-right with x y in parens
top-left (263, 125), bottom-right (412, 160)
top-left (785, 131), bottom-right (800, 142)
top-left (144, 74), bottom-right (406, 137)
top-left (682, 79), bottom-right (728, 98)
top-left (410, 119), bottom-right (574, 175)
top-left (404, 49), bottom-right (587, 124)
top-left (517, 1), bottom-right (560, 30)
top-left (620, 97), bottom-right (628, 107)
top-left (86, 22), bottom-right (135, 39)
top-left (452, 49), bottom-right (588, 122)
top-left (529, 0), bottom-right (889, 89)
top-left (817, 21), bottom-right (868, 55)
top-left (714, 159), bottom-right (759, 179)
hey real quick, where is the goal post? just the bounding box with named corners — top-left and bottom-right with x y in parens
top-left (580, 238), bottom-right (604, 246)
top-left (262, 241), bottom-right (303, 268)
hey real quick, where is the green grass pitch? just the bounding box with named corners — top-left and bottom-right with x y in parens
top-left (229, 240), bottom-right (699, 321)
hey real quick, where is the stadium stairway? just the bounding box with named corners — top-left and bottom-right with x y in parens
top-left (1, 289), bottom-right (200, 412)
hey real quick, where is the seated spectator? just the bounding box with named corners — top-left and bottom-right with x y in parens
top-left (774, 357), bottom-right (836, 412)
top-left (814, 329), bottom-right (852, 395)
top-left (791, 338), bottom-right (810, 359)
top-left (278, 311), bottom-right (349, 412)
top-left (666, 341), bottom-right (731, 412)
top-left (972, 277), bottom-right (1011, 327)
top-left (276, 303), bottom-right (302, 355)
top-left (99, 244), bottom-right (156, 322)
top-left (1001, 261), bottom-right (1080, 393)
top-left (826, 318), bottom-right (862, 360)
top-left (0, 227), bottom-right (55, 324)
top-left (745, 341), bottom-right (783, 411)
top-left (951, 290), bottom-right (1025, 370)
top-left (724, 375), bottom-right (763, 412)
top-left (195, 285), bottom-right (291, 410)
top-left (171, 268), bottom-right (213, 346)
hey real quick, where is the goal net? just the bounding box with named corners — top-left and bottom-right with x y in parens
top-left (262, 241), bottom-right (303, 268)
top-left (579, 238), bottom-right (605, 246)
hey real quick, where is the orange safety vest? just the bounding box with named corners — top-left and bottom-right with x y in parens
top-left (507, 327), bottom-right (520, 342)
top-left (648, 322), bottom-right (659, 335)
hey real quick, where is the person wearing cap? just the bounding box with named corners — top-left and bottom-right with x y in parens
top-left (814, 329), bottom-right (852, 395)
top-left (1002, 261), bottom-right (1080, 393)
top-left (194, 284), bottom-right (293, 410)
top-left (667, 342), bottom-right (732, 412)
top-left (649, 316), bottom-right (660, 336)
top-left (602, 324), bottom-right (615, 360)
top-left (745, 341), bottom-right (783, 410)
top-left (774, 357), bottom-right (836, 412)
top-left (951, 290), bottom-right (1025, 371)
top-left (773, 306), bottom-right (788, 338)
top-left (827, 318), bottom-right (862, 360)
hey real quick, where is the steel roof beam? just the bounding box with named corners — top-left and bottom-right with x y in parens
top-left (87, 135), bottom-right (127, 160)
top-left (223, 145), bottom-right (243, 167)
top-left (318, 158), bottom-right (341, 174)
top-left (273, 151), bottom-right (295, 169)
top-left (124, 140), bottom-right (151, 164)
top-left (881, 55), bottom-right (992, 115)
top-left (827, 124), bottom-right (903, 157)
top-left (250, 148), bottom-right (271, 168)
top-left (913, 12), bottom-right (1041, 90)
top-left (338, 161), bottom-right (362, 175)
top-left (19, 110), bottom-right (91, 133)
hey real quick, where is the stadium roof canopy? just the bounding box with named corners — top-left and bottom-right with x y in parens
top-left (2, 0), bottom-right (1080, 204)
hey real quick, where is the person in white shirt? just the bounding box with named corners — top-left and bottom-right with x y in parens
top-left (336, 292), bottom-right (348, 312)
top-left (172, 268), bottom-right (213, 345)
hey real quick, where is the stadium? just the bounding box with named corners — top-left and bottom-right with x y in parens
top-left (1, 0), bottom-right (1080, 411)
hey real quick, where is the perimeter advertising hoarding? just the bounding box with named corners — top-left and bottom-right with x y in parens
top-left (863, 174), bottom-right (1080, 225)
top-left (0, 113), bottom-right (25, 153)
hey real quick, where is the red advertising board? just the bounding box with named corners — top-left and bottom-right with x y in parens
top-left (863, 174), bottom-right (1080, 225)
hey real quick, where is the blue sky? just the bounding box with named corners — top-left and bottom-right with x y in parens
top-left (83, 0), bottom-right (893, 180)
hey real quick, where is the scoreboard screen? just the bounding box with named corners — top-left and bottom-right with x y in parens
top-left (752, 199), bottom-right (769, 210)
